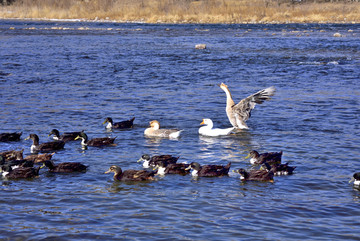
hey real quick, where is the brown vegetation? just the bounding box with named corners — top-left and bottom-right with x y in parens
top-left (1, 0), bottom-right (360, 23)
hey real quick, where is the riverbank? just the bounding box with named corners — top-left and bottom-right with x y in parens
top-left (1, 0), bottom-right (360, 24)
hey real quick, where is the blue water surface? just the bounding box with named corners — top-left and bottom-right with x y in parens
top-left (0, 20), bottom-right (360, 240)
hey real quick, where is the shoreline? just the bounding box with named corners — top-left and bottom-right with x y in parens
top-left (1, 17), bottom-right (359, 25)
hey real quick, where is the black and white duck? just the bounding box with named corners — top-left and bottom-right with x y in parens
top-left (105, 165), bottom-right (155, 182)
top-left (1, 165), bottom-right (40, 179)
top-left (246, 150), bottom-right (282, 165)
top-left (41, 160), bottom-right (87, 173)
top-left (103, 117), bottom-right (135, 129)
top-left (350, 172), bottom-right (360, 187)
top-left (137, 154), bottom-right (179, 168)
top-left (218, 83), bottom-right (275, 129)
top-left (185, 162), bottom-right (231, 177)
top-left (25, 134), bottom-right (65, 153)
top-left (153, 160), bottom-right (190, 176)
top-left (48, 129), bottom-right (82, 142)
top-left (233, 167), bottom-right (274, 182)
top-left (262, 162), bottom-right (296, 176)
top-left (0, 132), bottom-right (22, 142)
top-left (74, 131), bottom-right (116, 148)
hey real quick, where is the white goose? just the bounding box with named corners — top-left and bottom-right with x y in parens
top-left (218, 83), bottom-right (276, 129)
top-left (144, 120), bottom-right (182, 138)
top-left (198, 119), bottom-right (234, 137)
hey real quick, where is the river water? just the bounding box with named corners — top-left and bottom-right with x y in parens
top-left (0, 20), bottom-right (359, 240)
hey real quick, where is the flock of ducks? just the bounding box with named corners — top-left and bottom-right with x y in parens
top-left (1, 83), bottom-right (357, 186)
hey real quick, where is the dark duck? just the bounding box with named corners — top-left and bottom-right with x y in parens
top-left (25, 134), bottom-right (65, 153)
top-left (137, 154), bottom-right (179, 168)
top-left (0, 149), bottom-right (24, 161)
top-left (48, 129), bottom-right (82, 142)
top-left (185, 162), bottom-right (231, 177)
top-left (74, 131), bottom-right (116, 148)
top-left (262, 162), bottom-right (296, 176)
top-left (1, 165), bottom-right (40, 179)
top-left (0, 132), bottom-right (22, 142)
top-left (153, 160), bottom-right (190, 176)
top-left (41, 160), bottom-right (87, 173)
top-left (246, 150), bottom-right (282, 165)
top-left (233, 166), bottom-right (274, 182)
top-left (103, 117), bottom-right (135, 129)
top-left (105, 165), bottom-right (155, 182)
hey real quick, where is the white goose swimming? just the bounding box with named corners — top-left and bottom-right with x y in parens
top-left (218, 83), bottom-right (276, 129)
top-left (198, 119), bottom-right (234, 137)
top-left (144, 120), bottom-right (182, 138)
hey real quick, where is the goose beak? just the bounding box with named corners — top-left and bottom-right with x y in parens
top-left (200, 119), bottom-right (205, 125)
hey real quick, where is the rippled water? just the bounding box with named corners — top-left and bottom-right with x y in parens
top-left (1, 20), bottom-right (360, 240)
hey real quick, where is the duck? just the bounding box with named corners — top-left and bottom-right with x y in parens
top-left (0, 149), bottom-right (24, 161)
top-left (25, 134), bottom-right (65, 153)
top-left (218, 83), bottom-right (276, 129)
top-left (24, 152), bottom-right (55, 164)
top-left (1, 165), bottom-right (40, 179)
top-left (153, 160), bottom-right (190, 176)
top-left (74, 131), bottom-right (116, 148)
top-left (261, 162), bottom-right (296, 176)
top-left (246, 150), bottom-right (282, 165)
top-left (198, 118), bottom-right (235, 137)
top-left (185, 162), bottom-right (231, 177)
top-left (48, 129), bottom-right (82, 142)
top-left (144, 120), bottom-right (183, 138)
top-left (137, 154), bottom-right (179, 168)
top-left (233, 167), bottom-right (274, 182)
top-left (103, 117), bottom-right (135, 129)
top-left (105, 165), bottom-right (155, 182)
top-left (41, 160), bottom-right (87, 173)
top-left (349, 172), bottom-right (360, 186)
top-left (0, 132), bottom-right (22, 142)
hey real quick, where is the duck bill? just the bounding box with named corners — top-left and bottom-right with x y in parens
top-left (245, 153), bottom-right (251, 159)
top-left (185, 166), bottom-right (191, 171)
top-left (349, 177), bottom-right (355, 183)
top-left (24, 136), bottom-right (30, 140)
top-left (104, 169), bottom-right (111, 174)
top-left (137, 158), bottom-right (143, 163)
top-left (74, 136), bottom-right (81, 141)
top-left (102, 120), bottom-right (108, 124)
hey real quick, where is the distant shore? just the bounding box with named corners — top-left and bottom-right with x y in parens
top-left (1, 0), bottom-right (360, 24)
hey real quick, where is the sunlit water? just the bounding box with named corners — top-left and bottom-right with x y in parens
top-left (1, 20), bottom-right (360, 240)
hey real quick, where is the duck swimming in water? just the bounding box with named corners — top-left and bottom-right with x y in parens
top-left (0, 149), bottom-right (24, 161)
top-left (218, 83), bottom-right (275, 129)
top-left (103, 117), bottom-right (135, 129)
top-left (41, 160), bottom-right (87, 173)
top-left (105, 165), bottom-right (155, 182)
top-left (1, 165), bottom-right (40, 179)
top-left (233, 166), bottom-right (274, 182)
top-left (246, 150), bottom-right (283, 166)
top-left (144, 120), bottom-right (183, 139)
top-left (25, 134), bottom-right (65, 153)
top-left (185, 162), bottom-right (231, 177)
top-left (74, 131), bottom-right (116, 148)
top-left (0, 132), bottom-right (22, 142)
top-left (48, 129), bottom-right (82, 142)
top-left (198, 118), bottom-right (235, 137)
top-left (261, 162), bottom-right (296, 176)
top-left (137, 154), bottom-right (179, 168)
top-left (350, 172), bottom-right (360, 187)
top-left (153, 160), bottom-right (190, 176)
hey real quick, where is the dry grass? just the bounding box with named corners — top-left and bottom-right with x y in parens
top-left (1, 0), bottom-right (360, 23)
